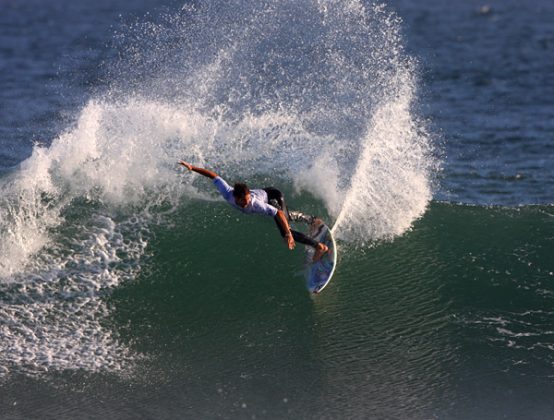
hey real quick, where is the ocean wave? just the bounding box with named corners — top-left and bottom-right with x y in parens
top-left (0, 0), bottom-right (436, 378)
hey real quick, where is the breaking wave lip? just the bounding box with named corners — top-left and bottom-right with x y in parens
top-left (0, 0), bottom-right (438, 377)
top-left (0, 98), bottom-right (174, 377)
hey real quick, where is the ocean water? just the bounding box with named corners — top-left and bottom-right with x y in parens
top-left (1, 0), bottom-right (553, 419)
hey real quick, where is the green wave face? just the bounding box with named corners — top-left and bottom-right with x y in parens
top-left (1, 181), bottom-right (553, 417)
top-left (102, 201), bottom-right (554, 418)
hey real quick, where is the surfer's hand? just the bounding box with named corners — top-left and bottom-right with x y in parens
top-left (179, 160), bottom-right (193, 171)
top-left (285, 233), bottom-right (295, 250)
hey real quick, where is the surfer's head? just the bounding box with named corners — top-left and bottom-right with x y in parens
top-left (233, 183), bottom-right (250, 208)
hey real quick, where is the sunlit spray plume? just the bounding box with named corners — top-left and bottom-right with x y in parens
top-left (332, 75), bottom-right (436, 242)
top-left (106, 0), bottom-right (436, 243)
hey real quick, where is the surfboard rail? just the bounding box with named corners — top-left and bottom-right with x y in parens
top-left (305, 222), bottom-right (337, 294)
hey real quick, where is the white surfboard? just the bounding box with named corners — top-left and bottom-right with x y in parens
top-left (305, 221), bottom-right (337, 294)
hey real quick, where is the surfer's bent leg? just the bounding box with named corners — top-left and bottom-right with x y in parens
top-left (263, 188), bottom-right (315, 224)
top-left (290, 229), bottom-right (319, 248)
top-left (263, 187), bottom-right (319, 248)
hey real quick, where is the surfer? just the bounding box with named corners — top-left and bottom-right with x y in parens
top-left (178, 160), bottom-right (329, 261)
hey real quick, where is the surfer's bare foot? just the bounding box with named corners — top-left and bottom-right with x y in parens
top-left (312, 243), bottom-right (329, 262)
top-left (311, 217), bottom-right (324, 228)
top-left (309, 217), bottom-right (324, 236)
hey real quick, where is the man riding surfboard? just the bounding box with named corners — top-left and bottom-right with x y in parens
top-left (179, 160), bottom-right (329, 261)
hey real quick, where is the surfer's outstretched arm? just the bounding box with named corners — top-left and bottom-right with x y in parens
top-left (178, 160), bottom-right (218, 179)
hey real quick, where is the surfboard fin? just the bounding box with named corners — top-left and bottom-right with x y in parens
top-left (289, 211), bottom-right (316, 225)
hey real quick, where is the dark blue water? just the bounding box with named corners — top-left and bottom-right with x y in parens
top-left (1, 1), bottom-right (553, 419)
top-left (393, 0), bottom-right (554, 205)
top-left (1, 0), bottom-right (178, 168)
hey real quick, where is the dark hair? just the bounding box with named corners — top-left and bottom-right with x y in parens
top-left (232, 183), bottom-right (250, 198)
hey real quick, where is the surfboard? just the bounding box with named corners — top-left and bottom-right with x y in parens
top-left (305, 221), bottom-right (337, 294)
